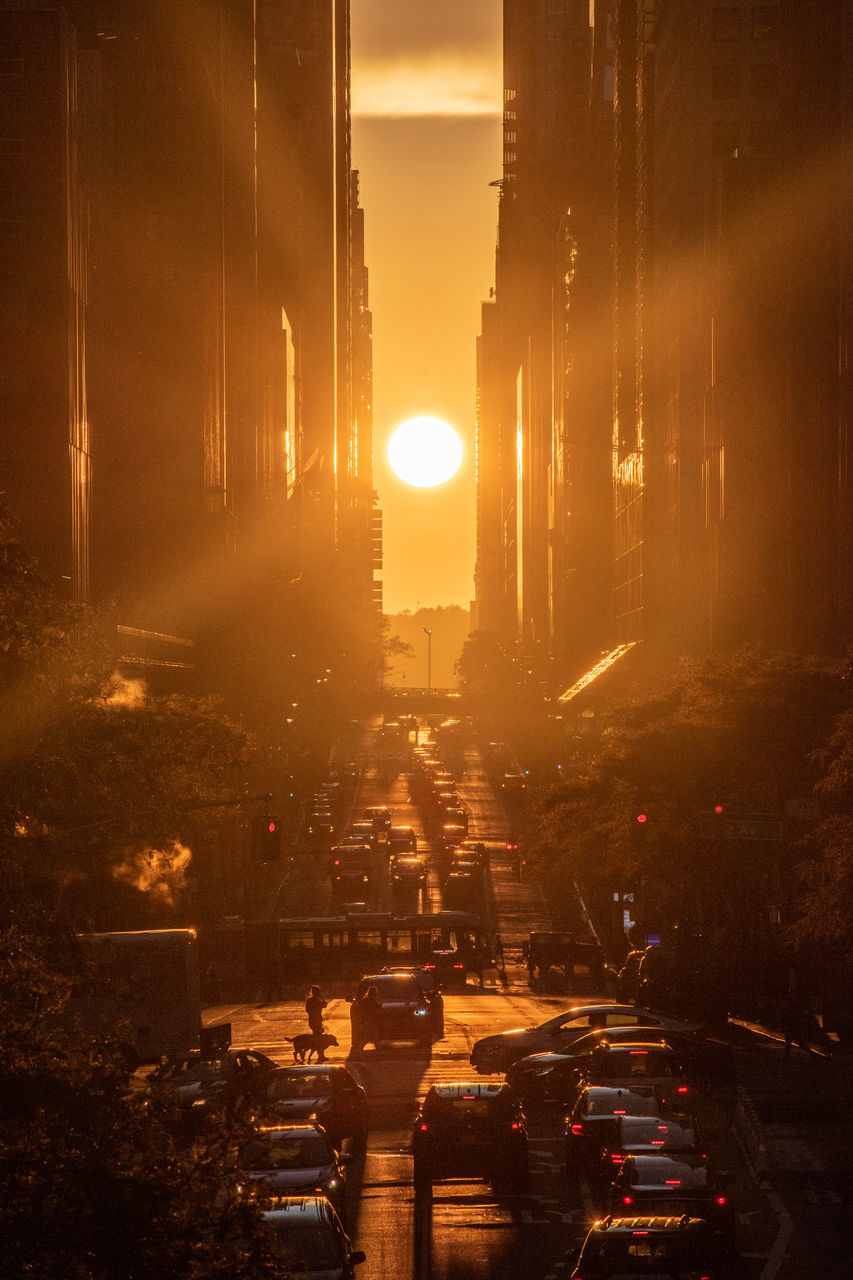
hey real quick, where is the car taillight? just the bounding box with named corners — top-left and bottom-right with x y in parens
top-left (418, 1123), bottom-right (428, 1132)
top-left (453, 963), bottom-right (464, 970)
top-left (622, 1195), bottom-right (634, 1205)
top-left (677, 1085), bottom-right (689, 1094)
top-left (571, 1123), bottom-right (584, 1135)
top-left (715, 1195), bottom-right (727, 1206)
top-left (610, 1153), bottom-right (624, 1164)
top-left (510, 1121), bottom-right (521, 1131)
top-left (665, 1179), bottom-right (682, 1185)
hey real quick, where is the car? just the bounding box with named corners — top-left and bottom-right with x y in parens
top-left (599, 1112), bottom-right (702, 1178)
top-left (605, 1154), bottom-right (736, 1251)
top-left (257, 1065), bottom-right (369, 1151)
top-left (344, 822), bottom-right (376, 848)
top-left (456, 838), bottom-right (490, 870)
top-left (443, 869), bottom-right (481, 908)
top-left (348, 971), bottom-right (442, 1051)
top-left (573, 1041), bottom-right (693, 1111)
top-left (565, 1085), bottom-right (662, 1172)
top-left (240, 1123), bottom-right (352, 1220)
top-left (261, 1196), bottom-right (365, 1279)
top-left (330, 847), bottom-right (372, 900)
top-left (616, 949), bottom-right (646, 1002)
top-left (570, 1214), bottom-right (727, 1279)
top-left (505, 1025), bottom-right (679, 1102)
top-left (411, 1082), bottom-right (529, 1193)
top-left (470, 1004), bottom-right (701, 1074)
top-left (422, 948), bottom-right (468, 989)
top-left (387, 825), bottom-right (418, 854)
top-left (499, 771), bottom-right (528, 800)
top-left (362, 805), bottom-right (392, 836)
top-left (391, 855), bottom-right (428, 890)
top-left (438, 822), bottom-right (469, 853)
top-left (147, 1047), bottom-right (279, 1124)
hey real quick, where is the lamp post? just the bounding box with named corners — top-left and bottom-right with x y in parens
top-left (423, 627), bottom-right (432, 696)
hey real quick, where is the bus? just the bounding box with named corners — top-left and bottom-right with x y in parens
top-left (204, 911), bottom-right (489, 997)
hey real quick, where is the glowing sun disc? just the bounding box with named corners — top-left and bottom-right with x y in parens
top-left (387, 416), bottom-right (463, 487)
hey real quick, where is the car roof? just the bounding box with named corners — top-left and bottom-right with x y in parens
top-left (426, 1082), bottom-right (509, 1100)
top-left (586, 1214), bottom-right (710, 1234)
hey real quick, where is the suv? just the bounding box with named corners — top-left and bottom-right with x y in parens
top-left (605, 1154), bottom-right (736, 1251)
top-left (412, 1082), bottom-right (528, 1193)
top-left (261, 1196), bottom-right (365, 1279)
top-left (330, 846), bottom-right (371, 900)
top-left (570, 1214), bottom-right (726, 1279)
top-left (576, 1041), bottom-right (692, 1111)
top-left (348, 971), bottom-right (443, 1051)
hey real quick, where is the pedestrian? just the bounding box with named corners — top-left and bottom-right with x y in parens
top-left (493, 933), bottom-right (505, 972)
top-left (305, 984), bottom-right (327, 1036)
top-left (350, 983), bottom-right (381, 1058)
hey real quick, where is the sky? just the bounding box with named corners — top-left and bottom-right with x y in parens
top-left (350, 1), bottom-right (503, 616)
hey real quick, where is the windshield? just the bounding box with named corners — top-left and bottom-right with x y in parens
top-left (266, 1072), bottom-right (332, 1101)
top-left (358, 975), bottom-right (421, 1001)
top-left (242, 1132), bottom-right (332, 1170)
top-left (265, 1221), bottom-right (344, 1270)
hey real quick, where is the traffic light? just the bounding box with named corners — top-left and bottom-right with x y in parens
top-left (250, 816), bottom-right (281, 861)
top-left (631, 808), bottom-right (648, 847)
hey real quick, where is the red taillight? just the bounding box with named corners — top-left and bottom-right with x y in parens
top-left (453, 963), bottom-right (464, 970)
top-left (665, 1179), bottom-right (682, 1185)
top-left (610, 1153), bottom-right (624, 1164)
top-left (622, 1195), bottom-right (634, 1206)
top-left (333, 859), bottom-right (340, 866)
top-left (628, 1049), bottom-right (648, 1056)
top-left (510, 1121), bottom-right (521, 1131)
top-left (630, 1230), bottom-right (647, 1236)
top-left (677, 1085), bottom-right (689, 1094)
top-left (418, 1122), bottom-right (428, 1132)
top-left (613, 1109), bottom-right (626, 1115)
top-left (462, 1095), bottom-right (476, 1100)
top-left (715, 1195), bottom-right (727, 1206)
top-left (571, 1123), bottom-right (584, 1135)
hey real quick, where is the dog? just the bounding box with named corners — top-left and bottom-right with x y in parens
top-left (285, 1031), bottom-right (339, 1063)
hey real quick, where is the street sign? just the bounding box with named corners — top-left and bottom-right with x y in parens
top-left (705, 814), bottom-right (784, 841)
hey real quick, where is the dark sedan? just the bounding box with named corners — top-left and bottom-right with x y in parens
top-left (256, 1065), bottom-right (368, 1151)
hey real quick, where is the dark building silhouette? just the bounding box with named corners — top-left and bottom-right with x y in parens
top-left (0, 0), bottom-right (379, 713)
top-left (476, 0), bottom-right (852, 695)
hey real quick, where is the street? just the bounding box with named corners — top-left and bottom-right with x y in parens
top-left (202, 978), bottom-right (853, 1280)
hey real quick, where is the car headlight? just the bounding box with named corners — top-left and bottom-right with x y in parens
top-left (413, 1008), bottom-right (428, 1017)
top-left (320, 1177), bottom-right (341, 1193)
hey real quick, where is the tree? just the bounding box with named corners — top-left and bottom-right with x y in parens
top-left (0, 502), bottom-right (255, 929)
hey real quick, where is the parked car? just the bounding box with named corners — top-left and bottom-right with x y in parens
top-left (412, 1082), bottom-right (529, 1193)
top-left (261, 1196), bottom-right (365, 1279)
top-left (256, 1066), bottom-right (368, 1151)
top-left (470, 1004), bottom-right (701, 1074)
top-left (570, 1214), bottom-right (727, 1279)
top-left (240, 1123), bottom-right (351, 1221)
top-left (565, 1085), bottom-right (661, 1172)
top-left (147, 1048), bottom-right (279, 1126)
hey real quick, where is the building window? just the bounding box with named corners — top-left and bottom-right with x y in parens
top-left (712, 64), bottom-right (741, 98)
top-left (751, 6), bottom-right (780, 39)
top-left (713, 8), bottom-right (740, 41)
top-left (712, 122), bottom-right (740, 158)
top-left (750, 62), bottom-right (778, 97)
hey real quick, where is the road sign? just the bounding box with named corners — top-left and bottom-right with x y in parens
top-left (705, 814), bottom-right (784, 841)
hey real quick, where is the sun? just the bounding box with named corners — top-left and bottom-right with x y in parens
top-left (387, 416), bottom-right (464, 487)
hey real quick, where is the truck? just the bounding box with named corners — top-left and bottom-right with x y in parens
top-left (74, 928), bottom-right (202, 1062)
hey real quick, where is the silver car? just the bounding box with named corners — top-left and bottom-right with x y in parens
top-left (470, 1004), bottom-right (701, 1074)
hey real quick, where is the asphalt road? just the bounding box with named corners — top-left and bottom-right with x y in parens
top-left (203, 982), bottom-right (853, 1280)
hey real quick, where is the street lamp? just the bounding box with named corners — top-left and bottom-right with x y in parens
top-left (423, 627), bottom-right (432, 696)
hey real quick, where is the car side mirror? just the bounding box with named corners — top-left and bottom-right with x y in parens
top-left (340, 1153), bottom-right (354, 1165)
top-left (350, 1251), bottom-right (367, 1266)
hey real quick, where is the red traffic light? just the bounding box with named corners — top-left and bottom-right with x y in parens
top-left (636, 812), bottom-right (647, 824)
top-left (267, 820), bottom-right (278, 833)
top-left (714, 804), bottom-right (724, 815)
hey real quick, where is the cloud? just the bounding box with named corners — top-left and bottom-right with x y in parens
top-left (353, 53), bottom-right (501, 118)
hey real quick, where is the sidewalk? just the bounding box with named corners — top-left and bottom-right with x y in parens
top-left (729, 1018), bottom-right (853, 1172)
